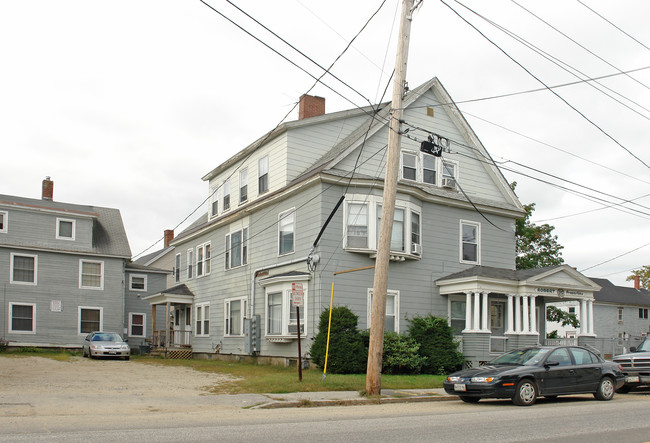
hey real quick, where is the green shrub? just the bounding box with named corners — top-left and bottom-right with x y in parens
top-left (310, 306), bottom-right (367, 374)
top-left (381, 331), bottom-right (425, 374)
top-left (408, 315), bottom-right (464, 375)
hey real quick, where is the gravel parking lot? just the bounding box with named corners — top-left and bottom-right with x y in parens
top-left (0, 356), bottom-right (240, 417)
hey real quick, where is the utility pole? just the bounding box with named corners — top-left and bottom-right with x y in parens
top-left (366, 0), bottom-right (415, 397)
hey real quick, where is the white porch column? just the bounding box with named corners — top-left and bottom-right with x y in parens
top-left (588, 299), bottom-right (595, 335)
top-left (464, 292), bottom-right (472, 332)
top-left (482, 292), bottom-right (489, 331)
top-left (529, 295), bottom-right (537, 334)
top-left (473, 292), bottom-right (481, 332)
top-left (506, 294), bottom-right (514, 333)
top-left (580, 298), bottom-right (588, 335)
top-left (522, 295), bottom-right (530, 333)
top-left (514, 295), bottom-right (521, 333)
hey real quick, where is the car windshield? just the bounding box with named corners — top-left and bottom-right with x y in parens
top-left (93, 333), bottom-right (122, 342)
top-left (635, 340), bottom-right (650, 352)
top-left (490, 348), bottom-right (551, 366)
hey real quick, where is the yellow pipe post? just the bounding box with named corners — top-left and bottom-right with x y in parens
top-left (322, 281), bottom-right (335, 380)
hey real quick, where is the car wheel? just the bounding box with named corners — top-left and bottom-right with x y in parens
top-left (594, 377), bottom-right (615, 401)
top-left (513, 379), bottom-right (537, 406)
top-left (459, 396), bottom-right (480, 403)
top-left (82, 348), bottom-right (88, 358)
top-left (124, 356), bottom-right (130, 361)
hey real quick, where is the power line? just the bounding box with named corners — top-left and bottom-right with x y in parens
top-left (580, 241), bottom-right (650, 273)
top-left (441, 0), bottom-right (650, 170)
top-left (576, 0), bottom-right (650, 52)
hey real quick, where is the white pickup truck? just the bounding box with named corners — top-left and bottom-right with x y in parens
top-left (613, 338), bottom-right (650, 392)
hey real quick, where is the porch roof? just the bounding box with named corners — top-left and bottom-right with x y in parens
top-left (143, 283), bottom-right (195, 305)
top-left (436, 264), bottom-right (600, 300)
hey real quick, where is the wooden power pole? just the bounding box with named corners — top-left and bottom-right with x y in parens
top-left (366, 0), bottom-right (415, 396)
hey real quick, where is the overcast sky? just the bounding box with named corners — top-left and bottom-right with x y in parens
top-left (1, 0), bottom-right (648, 287)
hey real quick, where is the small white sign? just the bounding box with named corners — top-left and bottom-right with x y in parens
top-left (292, 293), bottom-right (304, 307)
top-left (51, 300), bottom-right (63, 312)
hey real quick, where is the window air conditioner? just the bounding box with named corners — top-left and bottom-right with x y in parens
top-left (411, 243), bottom-right (422, 255)
top-left (442, 177), bottom-right (456, 189)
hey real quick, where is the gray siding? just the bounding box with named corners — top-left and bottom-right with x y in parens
top-left (593, 303), bottom-right (650, 339)
top-left (124, 270), bottom-right (168, 347)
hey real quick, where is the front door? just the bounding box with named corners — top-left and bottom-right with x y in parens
top-left (490, 301), bottom-right (506, 352)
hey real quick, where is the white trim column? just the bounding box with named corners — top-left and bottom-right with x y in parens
top-left (529, 295), bottom-right (537, 334)
top-left (506, 294), bottom-right (514, 334)
top-left (588, 299), bottom-right (595, 335)
top-left (464, 292), bottom-right (472, 332)
top-left (514, 295), bottom-right (521, 333)
top-left (473, 292), bottom-right (481, 332)
top-left (522, 295), bottom-right (530, 333)
top-left (481, 292), bottom-right (489, 332)
top-left (580, 298), bottom-right (588, 335)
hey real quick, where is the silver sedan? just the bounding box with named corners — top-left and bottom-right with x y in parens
top-left (82, 332), bottom-right (130, 360)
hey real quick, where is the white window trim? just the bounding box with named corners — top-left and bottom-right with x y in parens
top-left (78, 306), bottom-right (103, 335)
top-left (195, 302), bottom-right (210, 337)
top-left (262, 277), bottom-right (309, 339)
top-left (367, 289), bottom-right (400, 333)
top-left (400, 150), bottom-right (419, 182)
top-left (79, 259), bottom-right (104, 290)
top-left (9, 302), bottom-right (36, 334)
top-left (209, 185), bottom-right (219, 218)
top-left (399, 150), bottom-right (459, 187)
top-left (187, 249), bottom-right (194, 279)
top-left (258, 155), bottom-right (269, 195)
top-left (225, 226), bottom-right (248, 270)
top-left (196, 242), bottom-right (211, 278)
top-left (10, 252), bottom-right (38, 285)
top-left (343, 195), bottom-right (421, 257)
top-left (223, 179), bottom-right (231, 212)
top-left (0, 210), bottom-right (8, 233)
top-left (460, 220), bottom-right (481, 265)
top-left (224, 297), bottom-right (247, 337)
top-left (128, 312), bottom-right (146, 337)
top-left (239, 169), bottom-right (248, 204)
top-left (129, 274), bottom-right (147, 292)
top-left (56, 217), bottom-right (76, 241)
top-left (174, 253), bottom-right (181, 283)
top-left (278, 208), bottom-right (295, 257)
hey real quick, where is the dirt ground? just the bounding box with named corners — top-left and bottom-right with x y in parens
top-left (0, 356), bottom-right (248, 418)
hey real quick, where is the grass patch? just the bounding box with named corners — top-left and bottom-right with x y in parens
top-left (131, 356), bottom-right (446, 394)
top-left (0, 348), bottom-right (79, 362)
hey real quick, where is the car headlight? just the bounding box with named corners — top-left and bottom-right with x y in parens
top-left (470, 376), bottom-right (496, 383)
top-left (121, 345), bottom-right (129, 350)
top-left (447, 376), bottom-right (460, 382)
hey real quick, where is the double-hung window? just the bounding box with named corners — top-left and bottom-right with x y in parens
top-left (367, 289), bottom-right (399, 332)
top-left (9, 303), bottom-right (35, 333)
top-left (278, 209), bottom-right (295, 256)
top-left (225, 297), bottom-right (247, 336)
top-left (618, 307), bottom-right (624, 323)
top-left (442, 161), bottom-right (457, 181)
top-left (346, 202), bottom-right (368, 248)
top-left (56, 218), bottom-right (75, 240)
top-left (79, 307), bottom-right (102, 334)
top-left (240, 169), bottom-right (248, 203)
top-left (129, 313), bottom-right (145, 337)
top-left (460, 220), bottom-right (480, 264)
top-left (80, 260), bottom-right (103, 289)
top-left (210, 186), bottom-right (219, 217)
top-left (401, 149), bottom-right (455, 188)
top-left (129, 274), bottom-right (147, 291)
top-left (196, 242), bottom-right (211, 277)
top-left (195, 303), bottom-right (210, 336)
top-left (377, 205), bottom-right (405, 252)
top-left (258, 156), bottom-right (269, 194)
top-left (187, 249), bottom-right (194, 279)
top-left (11, 253), bottom-right (37, 285)
top-left (450, 299), bottom-right (466, 334)
top-left (640, 308), bottom-right (649, 319)
top-left (401, 152), bottom-right (417, 181)
top-left (225, 227), bottom-right (248, 269)
top-left (0, 210), bottom-right (7, 233)
top-left (174, 253), bottom-right (181, 283)
top-left (262, 279), bottom-right (308, 337)
top-left (223, 180), bottom-right (231, 211)
top-left (423, 155), bottom-right (436, 184)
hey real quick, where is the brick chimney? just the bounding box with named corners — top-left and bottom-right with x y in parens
top-left (164, 229), bottom-right (174, 248)
top-left (634, 275), bottom-right (641, 290)
top-left (298, 94), bottom-right (325, 120)
top-left (42, 176), bottom-right (53, 200)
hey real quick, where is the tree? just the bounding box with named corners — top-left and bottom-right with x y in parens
top-left (546, 305), bottom-right (580, 328)
top-left (407, 315), bottom-right (464, 375)
top-left (511, 182), bottom-right (564, 270)
top-left (626, 265), bottom-right (650, 290)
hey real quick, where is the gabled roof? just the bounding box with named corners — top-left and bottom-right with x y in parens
top-left (133, 246), bottom-right (175, 266)
top-left (589, 277), bottom-right (650, 307)
top-left (125, 262), bottom-right (170, 275)
top-left (0, 194), bottom-right (131, 258)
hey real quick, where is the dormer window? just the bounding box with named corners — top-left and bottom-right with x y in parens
top-left (56, 218), bottom-right (75, 240)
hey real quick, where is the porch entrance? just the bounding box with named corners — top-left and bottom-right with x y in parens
top-left (490, 301), bottom-right (506, 353)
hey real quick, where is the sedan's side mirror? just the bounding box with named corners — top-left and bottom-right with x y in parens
top-left (544, 361), bottom-right (560, 368)
top-left (630, 346), bottom-right (637, 352)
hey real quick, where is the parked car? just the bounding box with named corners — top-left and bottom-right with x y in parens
top-left (82, 332), bottom-right (130, 360)
top-left (613, 337), bottom-right (650, 392)
top-left (443, 346), bottom-right (624, 406)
